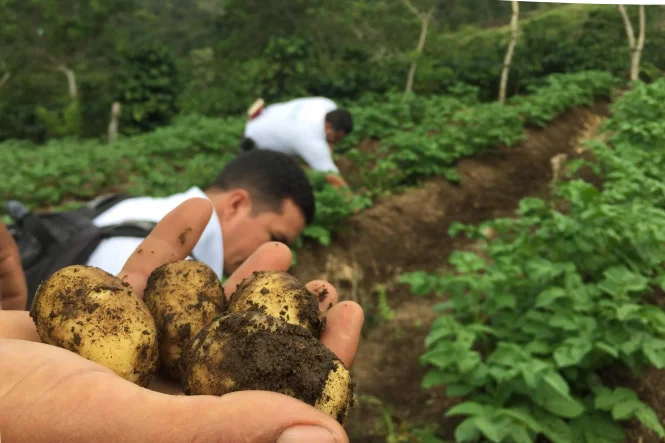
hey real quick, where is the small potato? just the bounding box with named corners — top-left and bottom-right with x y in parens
top-left (182, 311), bottom-right (354, 424)
top-left (143, 260), bottom-right (227, 381)
top-left (29, 265), bottom-right (159, 387)
top-left (228, 271), bottom-right (325, 338)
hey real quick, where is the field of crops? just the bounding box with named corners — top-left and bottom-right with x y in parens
top-left (5, 66), bottom-right (665, 442)
top-left (8, 1), bottom-right (665, 441)
top-left (0, 71), bottom-right (617, 249)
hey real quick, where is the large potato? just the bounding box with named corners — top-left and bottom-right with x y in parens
top-left (143, 260), bottom-right (227, 380)
top-left (182, 311), bottom-right (354, 424)
top-left (228, 271), bottom-right (325, 338)
top-left (29, 265), bottom-right (159, 387)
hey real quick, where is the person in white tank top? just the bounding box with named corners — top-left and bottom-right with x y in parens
top-left (241, 97), bottom-right (353, 188)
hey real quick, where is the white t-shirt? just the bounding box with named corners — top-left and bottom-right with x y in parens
top-left (86, 187), bottom-right (224, 279)
top-left (244, 97), bottom-right (339, 173)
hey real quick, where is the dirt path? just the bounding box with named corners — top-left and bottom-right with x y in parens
top-left (292, 102), bottom-right (612, 441)
top-left (293, 102), bottom-right (609, 301)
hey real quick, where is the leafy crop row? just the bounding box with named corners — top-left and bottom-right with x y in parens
top-left (401, 79), bottom-right (665, 442)
top-left (341, 71), bottom-right (617, 198)
top-left (0, 71), bottom-right (617, 249)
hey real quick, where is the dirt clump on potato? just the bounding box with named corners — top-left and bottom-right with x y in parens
top-left (144, 260), bottom-right (227, 380)
top-left (182, 310), bottom-right (354, 424)
top-left (30, 265), bottom-right (159, 387)
top-left (229, 271), bottom-right (325, 338)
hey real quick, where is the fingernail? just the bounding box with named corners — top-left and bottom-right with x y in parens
top-left (277, 426), bottom-right (336, 443)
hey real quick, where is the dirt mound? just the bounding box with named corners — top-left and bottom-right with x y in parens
top-left (292, 102), bottom-right (612, 442)
top-left (293, 102), bottom-right (610, 293)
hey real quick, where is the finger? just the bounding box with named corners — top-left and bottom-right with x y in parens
top-left (222, 242), bottom-right (292, 298)
top-left (0, 222), bottom-right (28, 310)
top-left (119, 198), bottom-right (213, 298)
top-left (320, 301), bottom-right (364, 369)
top-left (305, 280), bottom-right (339, 312)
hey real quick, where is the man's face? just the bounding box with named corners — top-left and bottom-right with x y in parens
top-left (218, 193), bottom-right (306, 276)
top-left (325, 123), bottom-right (347, 146)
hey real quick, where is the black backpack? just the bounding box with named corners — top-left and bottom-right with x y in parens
top-left (6, 193), bottom-right (160, 310)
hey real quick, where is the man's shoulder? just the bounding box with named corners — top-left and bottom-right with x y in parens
top-left (93, 187), bottom-right (208, 226)
top-left (301, 97), bottom-right (337, 109)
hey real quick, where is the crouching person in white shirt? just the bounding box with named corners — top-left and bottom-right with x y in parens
top-left (87, 149), bottom-right (315, 279)
top-left (241, 97), bottom-right (353, 189)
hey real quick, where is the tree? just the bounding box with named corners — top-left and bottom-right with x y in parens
top-left (115, 44), bottom-right (180, 135)
top-left (499, 1), bottom-right (520, 104)
top-left (0, 57), bottom-right (10, 90)
top-left (400, 0), bottom-right (436, 94)
top-left (618, 4), bottom-right (646, 81)
top-left (6, 0), bottom-right (135, 99)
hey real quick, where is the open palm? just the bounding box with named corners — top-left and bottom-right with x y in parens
top-left (0, 198), bottom-right (364, 443)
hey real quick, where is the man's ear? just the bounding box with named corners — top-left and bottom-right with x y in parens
top-left (221, 189), bottom-right (252, 218)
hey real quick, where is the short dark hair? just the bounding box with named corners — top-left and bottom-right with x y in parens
top-left (325, 109), bottom-right (353, 134)
top-left (206, 150), bottom-right (315, 225)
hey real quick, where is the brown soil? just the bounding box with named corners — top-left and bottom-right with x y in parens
top-left (293, 101), bottom-right (610, 289)
top-left (291, 102), bottom-right (630, 441)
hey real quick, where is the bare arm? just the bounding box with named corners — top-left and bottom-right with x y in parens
top-left (0, 221), bottom-right (27, 310)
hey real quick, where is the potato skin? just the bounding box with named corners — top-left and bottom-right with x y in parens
top-left (29, 265), bottom-right (159, 387)
top-left (143, 260), bottom-right (227, 381)
top-left (182, 311), bottom-right (354, 424)
top-left (228, 271), bottom-right (325, 338)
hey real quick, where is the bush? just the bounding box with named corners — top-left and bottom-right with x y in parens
top-left (115, 44), bottom-right (181, 136)
top-left (401, 78), bottom-right (665, 443)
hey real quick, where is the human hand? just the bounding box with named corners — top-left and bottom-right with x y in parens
top-left (325, 174), bottom-right (349, 189)
top-left (0, 221), bottom-right (28, 310)
top-left (0, 198), bottom-right (364, 442)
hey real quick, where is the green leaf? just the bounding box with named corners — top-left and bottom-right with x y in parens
top-left (454, 417), bottom-right (481, 442)
top-left (554, 337), bottom-right (593, 368)
top-left (595, 342), bottom-right (619, 358)
top-left (594, 387), bottom-right (638, 411)
top-left (636, 407), bottom-right (665, 437)
top-left (446, 384), bottom-right (476, 397)
top-left (525, 341), bottom-right (552, 355)
top-left (535, 287), bottom-right (568, 308)
top-left (420, 349), bottom-right (453, 369)
top-left (532, 410), bottom-right (574, 443)
top-left (598, 266), bottom-right (649, 297)
top-left (611, 399), bottom-right (642, 420)
top-left (642, 339), bottom-right (665, 368)
top-left (569, 412), bottom-right (625, 443)
top-left (472, 416), bottom-right (507, 443)
top-left (532, 372), bottom-right (586, 418)
top-left (497, 407), bottom-right (543, 433)
top-left (550, 313), bottom-right (580, 331)
top-left (508, 426), bottom-right (532, 443)
top-left (446, 401), bottom-right (489, 417)
top-left (492, 293), bottom-right (517, 309)
top-left (616, 304), bottom-right (641, 320)
top-left (421, 369), bottom-right (452, 388)
top-left (425, 316), bottom-right (458, 347)
top-left (449, 251), bottom-right (487, 273)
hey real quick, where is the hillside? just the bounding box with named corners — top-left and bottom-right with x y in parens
top-left (4, 3), bottom-right (665, 442)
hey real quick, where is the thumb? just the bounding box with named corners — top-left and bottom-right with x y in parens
top-left (152, 390), bottom-right (349, 443)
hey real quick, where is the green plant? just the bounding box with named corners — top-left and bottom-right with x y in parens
top-left (115, 44), bottom-right (181, 136)
top-left (35, 98), bottom-right (82, 139)
top-left (401, 79), bottom-right (665, 442)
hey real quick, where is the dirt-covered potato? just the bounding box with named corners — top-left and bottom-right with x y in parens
top-left (182, 311), bottom-right (354, 424)
top-left (143, 260), bottom-right (227, 380)
top-left (228, 270), bottom-right (325, 338)
top-left (29, 265), bottom-right (159, 387)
